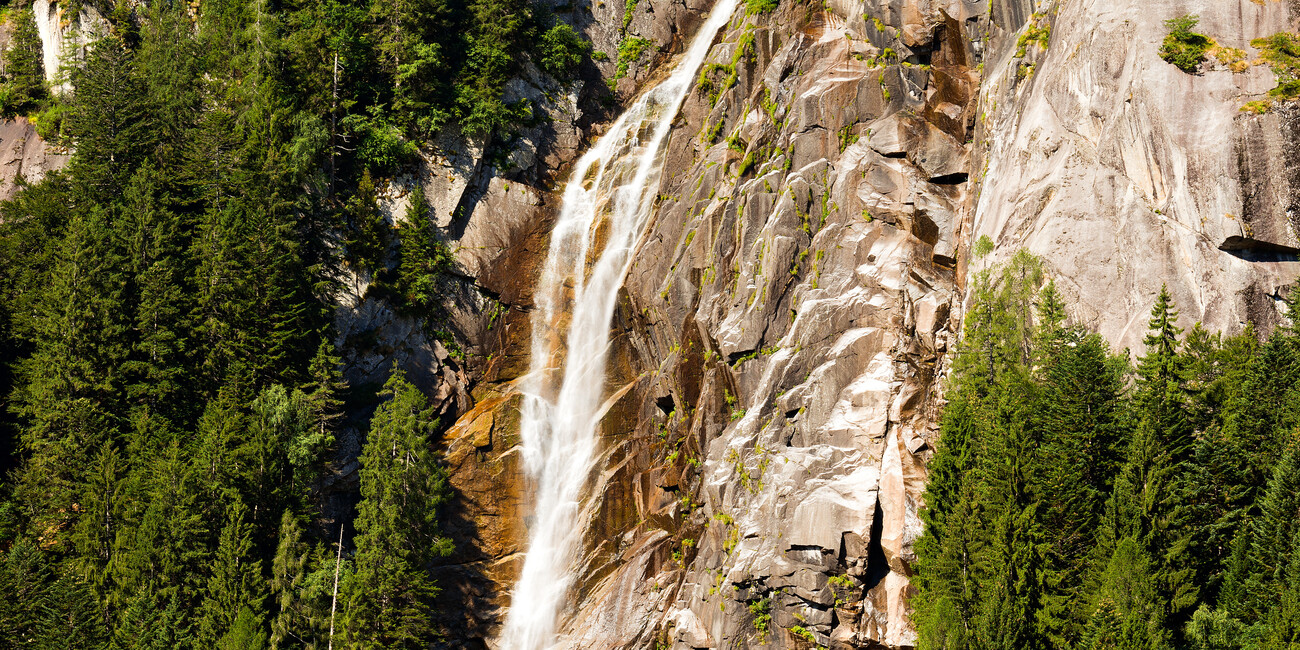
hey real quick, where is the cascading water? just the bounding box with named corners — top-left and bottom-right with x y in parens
top-left (497, 0), bottom-right (739, 647)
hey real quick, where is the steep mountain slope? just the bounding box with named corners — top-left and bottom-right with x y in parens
top-left (427, 0), bottom-right (1300, 647)
top-left (411, 0), bottom-right (1300, 647)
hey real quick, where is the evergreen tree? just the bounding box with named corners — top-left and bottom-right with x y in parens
top-left (1031, 279), bottom-right (1069, 371)
top-left (342, 367), bottom-right (452, 648)
top-left (0, 539), bottom-right (108, 649)
top-left (198, 501), bottom-right (266, 647)
top-left (270, 511), bottom-right (337, 649)
top-left (1037, 331), bottom-right (1127, 646)
top-left (110, 439), bottom-right (207, 620)
top-left (1095, 287), bottom-right (1198, 646)
top-left (117, 165), bottom-right (195, 431)
top-left (67, 36), bottom-right (155, 201)
top-left (15, 207), bottom-right (128, 536)
top-left (914, 395), bottom-right (984, 650)
top-left (972, 374), bottom-right (1046, 650)
top-left (457, 0), bottom-right (532, 135)
top-left (296, 338), bottom-right (345, 478)
top-left (3, 7), bottom-right (47, 114)
top-left (1221, 431), bottom-right (1300, 621)
top-left (395, 187), bottom-right (451, 313)
top-left (369, 0), bottom-right (454, 135)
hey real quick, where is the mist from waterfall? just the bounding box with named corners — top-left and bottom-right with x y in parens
top-left (496, 0), bottom-right (739, 646)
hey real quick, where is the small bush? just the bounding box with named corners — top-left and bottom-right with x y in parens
top-left (30, 102), bottom-right (69, 144)
top-left (748, 598), bottom-right (772, 640)
top-left (745, 0), bottom-right (778, 15)
top-left (342, 112), bottom-right (419, 175)
top-left (1251, 32), bottom-right (1300, 99)
top-left (1214, 45), bottom-right (1249, 73)
top-left (614, 37), bottom-right (652, 81)
top-left (1159, 15), bottom-right (1212, 72)
top-left (1015, 14), bottom-right (1051, 58)
top-left (1241, 99), bottom-right (1272, 114)
top-left (540, 23), bottom-right (592, 80)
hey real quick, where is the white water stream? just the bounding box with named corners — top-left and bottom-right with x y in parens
top-left (497, 0), bottom-right (739, 646)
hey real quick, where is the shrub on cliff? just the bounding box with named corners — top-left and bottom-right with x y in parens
top-left (540, 21), bottom-right (592, 80)
top-left (1160, 15), bottom-right (1212, 72)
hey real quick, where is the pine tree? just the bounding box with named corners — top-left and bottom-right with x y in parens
top-left (270, 511), bottom-right (335, 649)
top-left (344, 170), bottom-right (390, 277)
top-left (915, 395), bottom-right (984, 650)
top-left (1078, 599), bottom-right (1123, 650)
top-left (111, 589), bottom-right (193, 650)
top-left (295, 338), bottom-right (345, 480)
top-left (69, 441), bottom-right (125, 614)
top-left (395, 187), bottom-right (449, 313)
top-left (368, 0), bottom-right (455, 134)
top-left (1037, 331), bottom-right (1127, 646)
top-left (15, 207), bottom-right (129, 537)
top-left (110, 439), bottom-right (207, 620)
top-left (971, 374), bottom-right (1046, 650)
top-left (1096, 287), bottom-right (1198, 646)
top-left (1095, 537), bottom-right (1168, 649)
top-left (1031, 280), bottom-right (1069, 372)
top-left (342, 367), bottom-right (453, 648)
top-left (457, 0), bottom-right (532, 135)
top-left (0, 539), bottom-right (109, 649)
top-left (117, 165), bottom-right (195, 432)
top-left (1221, 431), bottom-right (1300, 621)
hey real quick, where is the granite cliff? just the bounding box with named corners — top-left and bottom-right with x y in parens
top-left (7, 0), bottom-right (1297, 647)
top-left (418, 0), bottom-right (1300, 647)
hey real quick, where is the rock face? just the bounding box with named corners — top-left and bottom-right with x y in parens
top-left (32, 0), bottom-right (109, 94)
top-left (0, 118), bottom-right (68, 201)
top-left (329, 0), bottom-right (1300, 647)
top-left (971, 0), bottom-right (1300, 351)
top-left (536, 0), bottom-right (977, 645)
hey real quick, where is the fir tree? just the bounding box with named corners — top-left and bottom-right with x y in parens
top-left (198, 501), bottom-right (266, 647)
top-left (342, 367), bottom-right (453, 648)
top-left (67, 36), bottom-right (155, 201)
top-left (1037, 331), bottom-right (1126, 646)
top-left (2, 7), bottom-right (47, 114)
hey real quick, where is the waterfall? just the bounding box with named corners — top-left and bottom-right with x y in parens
top-left (497, 0), bottom-right (739, 647)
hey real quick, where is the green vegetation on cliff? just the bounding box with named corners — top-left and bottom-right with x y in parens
top-left (1160, 15), bottom-right (1211, 73)
top-left (915, 252), bottom-right (1300, 650)
top-left (0, 0), bottom-right (598, 645)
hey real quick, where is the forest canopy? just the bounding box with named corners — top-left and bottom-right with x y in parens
top-left (914, 249), bottom-right (1300, 650)
top-left (0, 0), bottom-right (595, 646)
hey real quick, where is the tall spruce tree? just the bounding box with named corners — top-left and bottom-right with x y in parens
top-left (1037, 331), bottom-right (1127, 646)
top-left (198, 500), bottom-right (267, 648)
top-left (1096, 286), bottom-right (1197, 647)
top-left (3, 7), bottom-right (47, 114)
top-left (342, 367), bottom-right (452, 648)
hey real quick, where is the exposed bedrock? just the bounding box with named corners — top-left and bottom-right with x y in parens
top-left (972, 0), bottom-right (1300, 350)
top-left (323, 0), bottom-right (1300, 647)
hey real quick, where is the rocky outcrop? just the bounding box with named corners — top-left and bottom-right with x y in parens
top-left (538, 0), bottom-right (979, 644)
top-left (355, 0), bottom-right (1300, 647)
top-left (971, 0), bottom-right (1300, 350)
top-left (0, 118), bottom-right (68, 201)
top-left (32, 0), bottom-right (109, 94)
